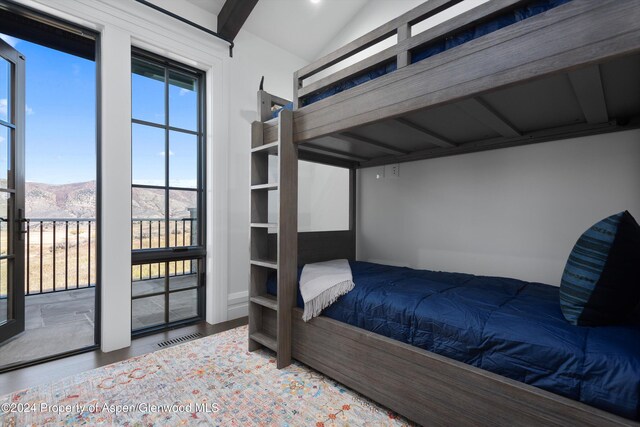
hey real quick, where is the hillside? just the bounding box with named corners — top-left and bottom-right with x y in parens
top-left (26, 181), bottom-right (97, 218)
top-left (25, 181), bottom-right (197, 219)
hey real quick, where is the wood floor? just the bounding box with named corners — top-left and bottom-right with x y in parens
top-left (0, 316), bottom-right (247, 396)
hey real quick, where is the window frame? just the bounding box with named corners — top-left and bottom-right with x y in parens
top-left (130, 48), bottom-right (206, 334)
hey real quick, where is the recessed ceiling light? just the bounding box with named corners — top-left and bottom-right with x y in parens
top-left (310, 0), bottom-right (321, 4)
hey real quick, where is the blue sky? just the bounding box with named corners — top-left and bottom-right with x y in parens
top-left (132, 65), bottom-right (198, 189)
top-left (0, 34), bottom-right (198, 188)
top-left (1, 34), bottom-right (96, 185)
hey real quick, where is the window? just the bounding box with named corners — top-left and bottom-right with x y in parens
top-left (130, 50), bottom-right (205, 333)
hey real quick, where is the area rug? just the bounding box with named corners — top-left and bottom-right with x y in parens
top-left (0, 325), bottom-right (413, 426)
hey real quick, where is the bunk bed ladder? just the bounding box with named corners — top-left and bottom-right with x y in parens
top-left (248, 108), bottom-right (298, 369)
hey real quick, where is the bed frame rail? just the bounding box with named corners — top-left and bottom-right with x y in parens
top-left (268, 230), bottom-right (356, 267)
top-left (291, 308), bottom-right (638, 426)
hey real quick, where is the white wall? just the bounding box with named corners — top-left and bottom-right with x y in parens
top-left (99, 25), bottom-right (132, 352)
top-left (297, 162), bottom-right (350, 232)
top-left (267, 161), bottom-right (351, 232)
top-left (357, 130), bottom-right (640, 285)
top-left (309, 0), bottom-right (489, 83)
top-left (317, 0), bottom-right (423, 58)
top-left (142, 0), bottom-right (218, 31)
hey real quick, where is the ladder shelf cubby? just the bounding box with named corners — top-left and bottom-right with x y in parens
top-left (248, 109), bottom-right (297, 368)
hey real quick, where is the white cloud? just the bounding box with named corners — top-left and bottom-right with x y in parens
top-left (158, 150), bottom-right (175, 157)
top-left (26, 105), bottom-right (34, 115)
top-left (0, 34), bottom-right (19, 48)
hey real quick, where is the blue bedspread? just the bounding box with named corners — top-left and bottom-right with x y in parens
top-left (267, 261), bottom-right (640, 420)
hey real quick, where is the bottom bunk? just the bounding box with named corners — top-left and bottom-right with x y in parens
top-left (266, 261), bottom-right (640, 425)
top-left (289, 306), bottom-right (634, 426)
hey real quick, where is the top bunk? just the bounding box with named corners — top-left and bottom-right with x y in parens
top-left (262, 0), bottom-right (640, 168)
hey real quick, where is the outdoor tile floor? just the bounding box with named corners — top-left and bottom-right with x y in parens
top-left (0, 276), bottom-right (198, 368)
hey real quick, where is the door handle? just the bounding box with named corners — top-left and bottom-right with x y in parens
top-left (16, 208), bottom-right (28, 239)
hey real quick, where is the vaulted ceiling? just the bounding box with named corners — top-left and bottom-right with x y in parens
top-left (186, 0), bottom-right (370, 61)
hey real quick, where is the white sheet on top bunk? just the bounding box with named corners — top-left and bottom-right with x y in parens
top-left (300, 259), bottom-right (355, 322)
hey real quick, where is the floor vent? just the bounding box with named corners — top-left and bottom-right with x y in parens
top-left (157, 332), bottom-right (203, 348)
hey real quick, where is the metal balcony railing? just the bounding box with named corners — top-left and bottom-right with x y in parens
top-left (10, 217), bottom-right (197, 297)
top-left (25, 218), bottom-right (95, 295)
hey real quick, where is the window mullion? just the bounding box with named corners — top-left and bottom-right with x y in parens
top-left (164, 66), bottom-right (170, 251)
top-left (163, 66), bottom-right (170, 324)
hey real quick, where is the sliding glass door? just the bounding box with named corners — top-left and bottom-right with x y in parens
top-left (130, 50), bottom-right (205, 333)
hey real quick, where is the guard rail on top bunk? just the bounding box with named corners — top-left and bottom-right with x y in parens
top-left (281, 0), bottom-right (640, 165)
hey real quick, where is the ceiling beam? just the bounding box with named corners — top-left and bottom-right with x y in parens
top-left (568, 65), bottom-right (609, 124)
top-left (333, 133), bottom-right (409, 156)
top-left (457, 97), bottom-right (522, 138)
top-left (393, 118), bottom-right (456, 148)
top-left (217, 0), bottom-right (259, 41)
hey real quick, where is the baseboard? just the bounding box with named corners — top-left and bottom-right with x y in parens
top-left (227, 291), bottom-right (248, 320)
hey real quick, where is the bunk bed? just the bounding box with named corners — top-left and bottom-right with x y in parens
top-left (248, 0), bottom-right (640, 425)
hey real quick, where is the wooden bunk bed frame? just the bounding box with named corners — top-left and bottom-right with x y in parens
top-left (249, 0), bottom-right (640, 425)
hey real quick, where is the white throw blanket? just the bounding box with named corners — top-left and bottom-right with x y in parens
top-left (300, 259), bottom-right (355, 322)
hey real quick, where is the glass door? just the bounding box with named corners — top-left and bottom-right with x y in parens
top-left (0, 38), bottom-right (25, 344)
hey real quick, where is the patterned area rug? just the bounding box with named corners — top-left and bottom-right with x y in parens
top-left (0, 326), bottom-right (412, 426)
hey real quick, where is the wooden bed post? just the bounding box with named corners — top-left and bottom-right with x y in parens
top-left (397, 23), bottom-right (411, 68)
top-left (276, 109), bottom-right (297, 368)
top-left (292, 71), bottom-right (300, 110)
top-left (257, 89), bottom-right (273, 122)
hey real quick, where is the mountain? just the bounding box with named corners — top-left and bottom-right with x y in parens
top-left (25, 181), bottom-right (197, 219)
top-left (26, 181), bottom-right (96, 218)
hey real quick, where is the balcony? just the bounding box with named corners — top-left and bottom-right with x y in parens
top-left (0, 217), bottom-right (198, 367)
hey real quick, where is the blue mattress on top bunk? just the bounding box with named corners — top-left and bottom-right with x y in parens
top-left (266, 261), bottom-right (640, 420)
top-left (297, 0), bottom-right (572, 108)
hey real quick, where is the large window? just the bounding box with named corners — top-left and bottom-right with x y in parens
top-left (130, 50), bottom-right (205, 333)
